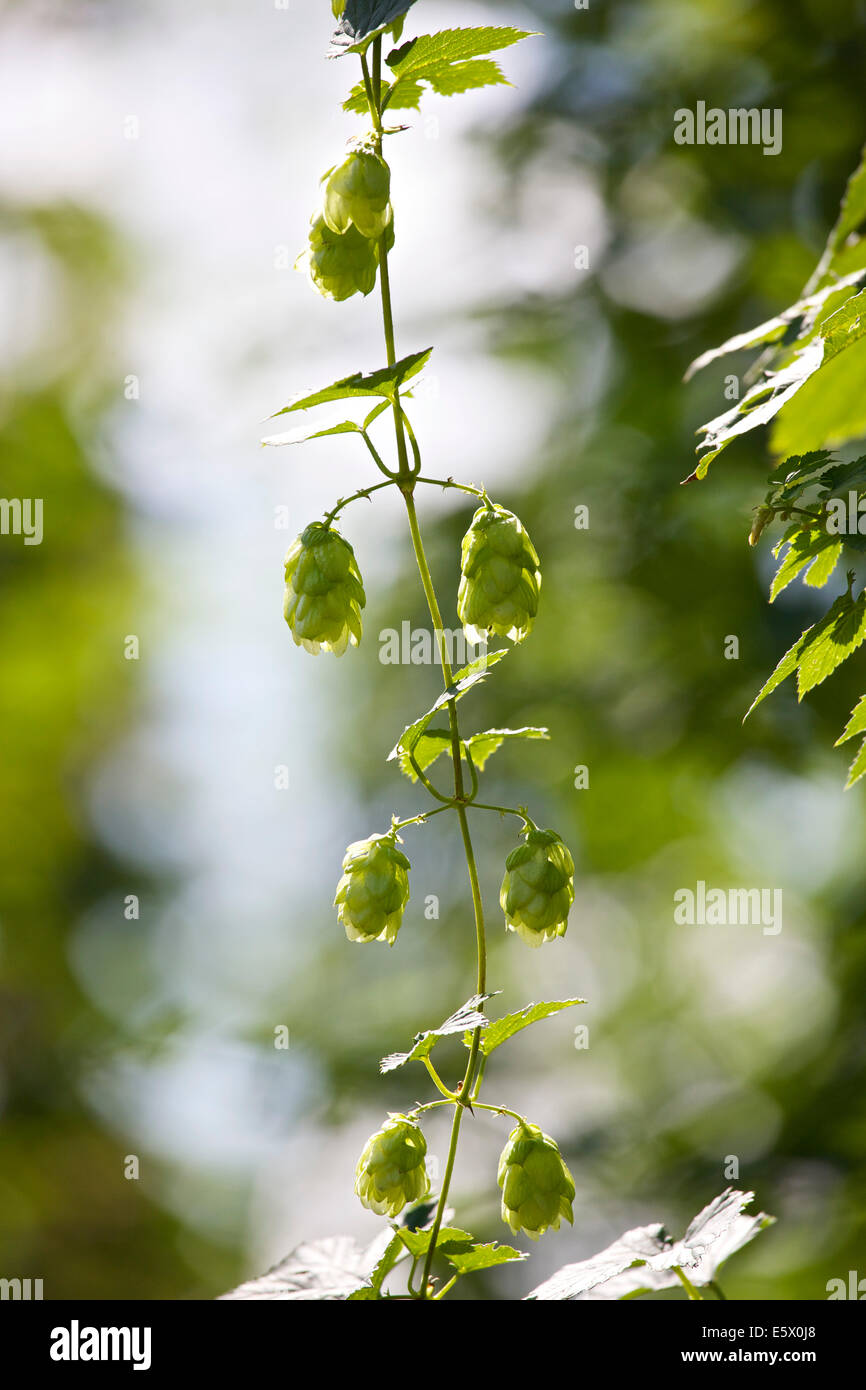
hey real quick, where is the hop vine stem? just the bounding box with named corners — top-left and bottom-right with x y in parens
top-left (364, 38), bottom-right (489, 1300)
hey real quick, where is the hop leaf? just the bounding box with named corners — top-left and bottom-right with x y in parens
top-left (335, 832), bottom-right (411, 945)
top-left (297, 213), bottom-right (380, 302)
top-left (500, 827), bottom-right (574, 947)
top-left (283, 521), bottom-right (365, 656)
top-left (498, 1122), bottom-right (575, 1240)
top-left (458, 502), bottom-right (541, 644)
top-left (323, 151), bottom-right (392, 242)
top-left (355, 1115), bottom-right (429, 1218)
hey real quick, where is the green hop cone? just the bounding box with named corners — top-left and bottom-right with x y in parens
top-left (355, 1114), bottom-right (430, 1218)
top-left (457, 502), bottom-right (541, 644)
top-left (297, 213), bottom-right (379, 302)
top-left (323, 150), bottom-right (392, 241)
top-left (497, 1122), bottom-right (575, 1240)
top-left (500, 826), bottom-right (574, 947)
top-left (283, 521), bottom-right (365, 656)
top-left (335, 832), bottom-right (411, 945)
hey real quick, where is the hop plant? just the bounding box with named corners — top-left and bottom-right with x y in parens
top-left (497, 1122), bottom-right (575, 1240)
top-left (323, 150), bottom-right (393, 242)
top-left (283, 521), bottom-right (365, 656)
top-left (297, 213), bottom-right (379, 302)
top-left (458, 501), bottom-right (541, 644)
top-left (355, 1114), bottom-right (430, 1218)
top-left (500, 827), bottom-right (574, 947)
top-left (335, 832), bottom-right (411, 945)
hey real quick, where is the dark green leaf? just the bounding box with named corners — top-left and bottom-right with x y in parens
top-left (329, 1), bottom-right (418, 57)
top-left (746, 589), bottom-right (866, 715)
top-left (770, 525), bottom-right (842, 601)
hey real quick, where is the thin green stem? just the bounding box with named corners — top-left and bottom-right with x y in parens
top-left (359, 430), bottom-right (398, 479)
top-left (362, 40), bottom-right (488, 1304)
top-left (391, 805), bottom-right (452, 833)
top-left (473, 1101), bottom-right (527, 1125)
top-left (709, 1279), bottom-right (727, 1301)
top-left (416, 476), bottom-right (485, 499)
top-left (434, 1275), bottom-right (459, 1301)
top-left (423, 1057), bottom-right (459, 1102)
top-left (469, 801), bottom-right (531, 824)
top-left (408, 751), bottom-right (456, 806)
top-left (323, 478), bottom-right (395, 525)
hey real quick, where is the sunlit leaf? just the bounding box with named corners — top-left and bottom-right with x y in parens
top-left (468, 998), bottom-right (585, 1056)
top-left (268, 349), bottom-right (432, 419)
top-left (379, 993), bottom-right (496, 1072)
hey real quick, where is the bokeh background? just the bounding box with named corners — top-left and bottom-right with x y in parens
top-left (2, 0), bottom-right (865, 1300)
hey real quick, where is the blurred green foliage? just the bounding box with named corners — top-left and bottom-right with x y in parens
top-left (0, 201), bottom-right (233, 1297)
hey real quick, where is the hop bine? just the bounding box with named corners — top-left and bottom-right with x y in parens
top-left (458, 501), bottom-right (541, 644)
top-left (498, 1121), bottom-right (575, 1240)
top-left (335, 832), bottom-right (411, 945)
top-left (283, 521), bottom-right (365, 656)
top-left (500, 827), bottom-right (574, 947)
top-left (355, 1115), bottom-right (430, 1218)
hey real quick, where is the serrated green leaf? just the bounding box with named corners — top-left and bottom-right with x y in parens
top-left (464, 726), bottom-right (549, 771)
top-left (396, 724), bottom-right (549, 784)
top-left (396, 727), bottom-right (452, 781)
top-left (770, 526), bottom-right (842, 601)
top-left (468, 998), bottom-right (585, 1057)
top-left (819, 455), bottom-right (866, 495)
top-left (688, 289), bottom-right (866, 479)
top-left (684, 270), bottom-right (866, 383)
top-left (746, 590), bottom-right (866, 716)
top-left (379, 993), bottom-right (496, 1073)
top-left (764, 451), bottom-right (838, 509)
top-left (261, 420), bottom-right (363, 448)
top-left (329, 0), bottom-right (417, 57)
top-left (444, 1241), bottom-right (527, 1274)
top-left (388, 649), bottom-right (510, 770)
top-left (845, 736), bottom-right (866, 788)
top-left (836, 695), bottom-right (866, 744)
top-left (526, 1190), bottom-right (774, 1301)
top-left (395, 1226), bottom-right (474, 1259)
top-left (381, 27), bottom-right (536, 111)
top-left (269, 349), bottom-right (432, 419)
top-left (808, 144), bottom-right (866, 289)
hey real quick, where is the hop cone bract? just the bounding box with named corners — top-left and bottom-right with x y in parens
top-left (323, 151), bottom-right (392, 241)
top-left (283, 521), bottom-right (365, 656)
top-left (335, 833), bottom-right (411, 945)
top-left (458, 502), bottom-right (541, 644)
top-left (498, 1122), bottom-right (575, 1239)
top-left (500, 827), bottom-right (574, 947)
top-left (355, 1115), bottom-right (430, 1218)
top-left (297, 213), bottom-right (379, 302)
